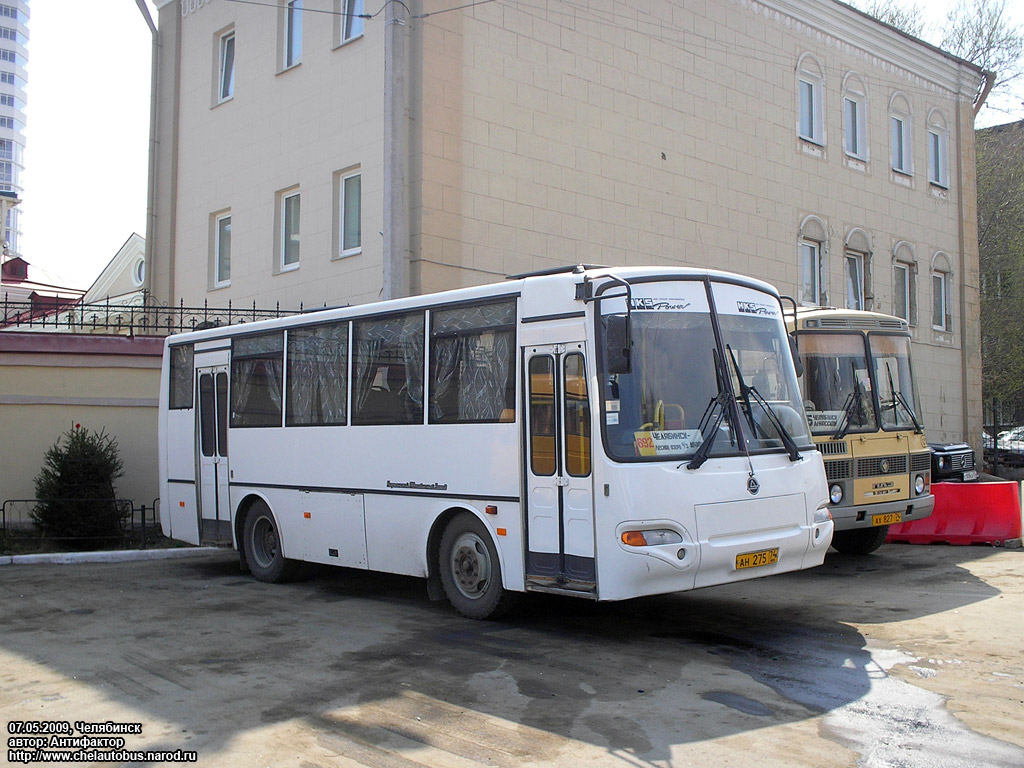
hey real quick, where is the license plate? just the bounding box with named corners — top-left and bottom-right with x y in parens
top-left (963, 470), bottom-right (979, 481)
top-left (735, 548), bottom-right (779, 570)
top-left (872, 512), bottom-right (902, 526)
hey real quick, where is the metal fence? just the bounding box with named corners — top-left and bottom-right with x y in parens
top-left (1, 291), bottom-right (313, 336)
top-left (1, 497), bottom-right (161, 554)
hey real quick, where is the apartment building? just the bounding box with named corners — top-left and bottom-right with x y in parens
top-left (0, 0), bottom-right (27, 257)
top-left (146, 0), bottom-right (988, 443)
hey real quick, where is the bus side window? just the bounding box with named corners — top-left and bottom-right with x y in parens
top-left (564, 353), bottom-right (591, 477)
top-left (529, 356), bottom-right (556, 476)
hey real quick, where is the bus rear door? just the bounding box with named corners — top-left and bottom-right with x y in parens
top-left (525, 343), bottom-right (595, 593)
top-left (196, 366), bottom-right (232, 544)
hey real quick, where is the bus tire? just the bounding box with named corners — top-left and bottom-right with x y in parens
top-left (439, 512), bottom-right (517, 620)
top-left (243, 500), bottom-right (299, 583)
top-left (830, 525), bottom-right (889, 555)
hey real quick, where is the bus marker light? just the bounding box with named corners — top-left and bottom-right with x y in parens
top-left (496, 528), bottom-right (507, 536)
top-left (485, 505), bottom-right (498, 515)
top-left (179, 501), bottom-right (185, 507)
top-left (621, 531), bottom-right (647, 546)
top-left (304, 512), bottom-right (311, 519)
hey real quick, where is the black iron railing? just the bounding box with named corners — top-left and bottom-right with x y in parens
top-left (1, 497), bottom-right (162, 554)
top-left (1, 291), bottom-right (312, 336)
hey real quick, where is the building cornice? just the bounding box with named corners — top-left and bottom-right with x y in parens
top-left (736, 0), bottom-right (986, 102)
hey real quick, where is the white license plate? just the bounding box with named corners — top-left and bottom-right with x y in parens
top-left (963, 470), bottom-right (979, 481)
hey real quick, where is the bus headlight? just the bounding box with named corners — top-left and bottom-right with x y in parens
top-left (621, 529), bottom-right (683, 546)
top-left (829, 484), bottom-right (843, 505)
top-left (915, 474), bottom-right (926, 495)
top-left (813, 508), bottom-right (832, 525)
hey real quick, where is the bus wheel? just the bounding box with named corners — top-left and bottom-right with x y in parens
top-left (830, 525), bottom-right (889, 555)
top-left (439, 513), bottom-right (517, 620)
top-left (243, 501), bottom-right (299, 583)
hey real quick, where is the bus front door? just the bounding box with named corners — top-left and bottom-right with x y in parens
top-left (525, 343), bottom-right (595, 592)
top-left (196, 366), bottom-right (232, 544)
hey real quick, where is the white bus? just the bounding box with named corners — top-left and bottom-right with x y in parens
top-left (159, 266), bottom-right (833, 618)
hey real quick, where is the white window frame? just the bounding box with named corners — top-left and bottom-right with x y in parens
top-left (932, 271), bottom-right (949, 331)
top-left (893, 262), bottom-right (910, 322)
top-left (218, 30), bottom-right (235, 103)
top-left (845, 251), bottom-right (865, 311)
top-left (284, 0), bottom-right (302, 69)
top-left (340, 171), bottom-right (362, 257)
top-left (796, 54), bottom-right (825, 146)
top-left (889, 94), bottom-right (913, 176)
top-left (281, 190), bottom-right (300, 271)
top-left (215, 213), bottom-right (232, 287)
top-left (343, 0), bottom-right (364, 42)
top-left (841, 73), bottom-right (868, 161)
top-left (800, 240), bottom-right (823, 307)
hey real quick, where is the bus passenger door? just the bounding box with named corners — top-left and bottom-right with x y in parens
top-left (524, 343), bottom-right (595, 592)
top-left (197, 367), bottom-right (232, 544)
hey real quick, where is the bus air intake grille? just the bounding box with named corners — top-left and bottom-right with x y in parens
top-left (824, 459), bottom-right (853, 481)
top-left (858, 455), bottom-right (908, 477)
top-left (911, 452), bottom-right (932, 472)
top-left (818, 441), bottom-right (848, 456)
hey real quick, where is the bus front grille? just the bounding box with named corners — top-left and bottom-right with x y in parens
top-left (911, 452), bottom-right (932, 472)
top-left (824, 459), bottom-right (852, 481)
top-left (857, 455), bottom-right (908, 477)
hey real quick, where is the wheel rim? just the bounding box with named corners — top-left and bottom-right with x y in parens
top-left (449, 532), bottom-right (491, 600)
top-left (250, 514), bottom-right (278, 569)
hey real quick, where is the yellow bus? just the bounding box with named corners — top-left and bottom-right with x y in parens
top-left (788, 307), bottom-right (934, 554)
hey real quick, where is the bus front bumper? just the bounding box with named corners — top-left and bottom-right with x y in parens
top-left (829, 493), bottom-right (934, 531)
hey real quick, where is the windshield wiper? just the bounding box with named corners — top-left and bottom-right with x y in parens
top-left (686, 349), bottom-right (733, 470)
top-left (884, 362), bottom-right (923, 433)
top-left (834, 361), bottom-right (863, 440)
top-left (726, 345), bottom-right (801, 462)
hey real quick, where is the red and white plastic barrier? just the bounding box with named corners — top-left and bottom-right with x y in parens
top-left (886, 481), bottom-right (1023, 546)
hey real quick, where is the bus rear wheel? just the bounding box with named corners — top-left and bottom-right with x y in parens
top-left (831, 525), bottom-right (889, 555)
top-left (439, 513), bottom-right (517, 620)
top-left (243, 501), bottom-right (299, 583)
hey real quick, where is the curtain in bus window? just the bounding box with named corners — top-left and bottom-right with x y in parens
top-left (352, 312), bottom-right (424, 424)
top-left (168, 344), bottom-right (194, 409)
top-left (230, 332), bottom-right (284, 427)
top-left (430, 300), bottom-right (516, 423)
top-left (286, 322), bottom-right (348, 426)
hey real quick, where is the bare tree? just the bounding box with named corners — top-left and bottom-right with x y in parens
top-left (942, 0), bottom-right (1024, 94)
top-left (858, 0), bottom-right (926, 38)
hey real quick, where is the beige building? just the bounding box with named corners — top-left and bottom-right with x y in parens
top-left (146, 0), bottom-right (988, 444)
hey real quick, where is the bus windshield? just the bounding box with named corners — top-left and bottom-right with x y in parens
top-left (600, 280), bottom-right (810, 461)
top-left (799, 332), bottom-right (876, 436)
top-left (869, 333), bottom-right (921, 431)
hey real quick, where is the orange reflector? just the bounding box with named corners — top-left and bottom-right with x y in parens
top-left (179, 501), bottom-right (185, 508)
top-left (496, 528), bottom-right (507, 536)
top-left (303, 512), bottom-right (311, 519)
top-left (621, 530), bottom-right (647, 546)
top-left (485, 505), bottom-right (498, 515)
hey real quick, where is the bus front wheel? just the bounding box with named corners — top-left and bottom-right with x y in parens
top-left (830, 525), bottom-right (889, 555)
top-left (243, 501), bottom-right (299, 583)
top-left (439, 513), bottom-right (517, 620)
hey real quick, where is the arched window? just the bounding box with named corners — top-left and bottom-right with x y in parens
top-left (799, 215), bottom-right (828, 306)
top-left (931, 252), bottom-right (953, 332)
top-left (889, 92), bottom-right (913, 175)
top-left (797, 53), bottom-right (825, 146)
top-left (844, 228), bottom-right (872, 311)
top-left (892, 242), bottom-right (917, 325)
top-left (927, 108), bottom-right (949, 188)
top-left (842, 72), bottom-right (868, 160)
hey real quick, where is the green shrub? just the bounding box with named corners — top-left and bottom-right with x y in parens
top-left (31, 425), bottom-right (125, 549)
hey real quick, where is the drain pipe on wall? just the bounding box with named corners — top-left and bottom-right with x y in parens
top-left (135, 1), bottom-right (159, 304)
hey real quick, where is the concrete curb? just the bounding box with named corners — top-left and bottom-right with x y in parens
top-left (0, 547), bottom-right (223, 566)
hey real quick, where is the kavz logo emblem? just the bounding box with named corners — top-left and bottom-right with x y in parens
top-left (747, 475), bottom-right (760, 495)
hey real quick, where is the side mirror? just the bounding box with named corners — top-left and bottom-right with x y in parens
top-left (789, 334), bottom-right (804, 378)
top-left (605, 314), bottom-right (632, 374)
